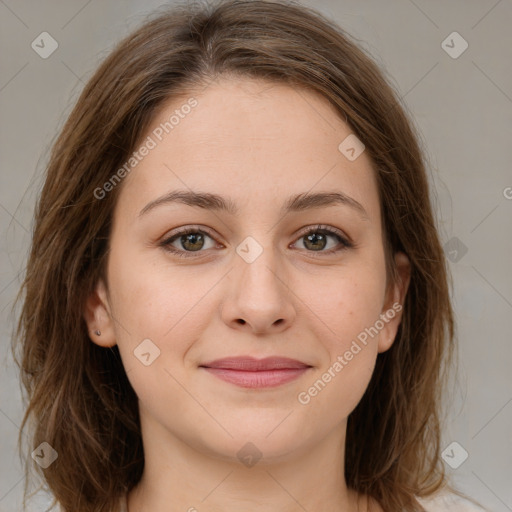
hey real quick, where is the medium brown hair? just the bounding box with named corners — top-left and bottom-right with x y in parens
top-left (12, 0), bottom-right (475, 510)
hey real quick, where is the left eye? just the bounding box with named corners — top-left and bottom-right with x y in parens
top-left (292, 227), bottom-right (350, 253)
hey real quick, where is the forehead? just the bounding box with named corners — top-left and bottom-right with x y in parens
top-left (156, 78), bottom-right (353, 160)
top-left (117, 77), bottom-right (379, 220)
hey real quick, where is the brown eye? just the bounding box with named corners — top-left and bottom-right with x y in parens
top-left (293, 225), bottom-right (353, 255)
top-left (179, 232), bottom-right (206, 251)
top-left (160, 228), bottom-right (218, 257)
top-left (303, 232), bottom-right (328, 251)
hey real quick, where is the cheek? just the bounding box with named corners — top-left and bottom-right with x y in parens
top-left (304, 263), bottom-right (386, 349)
top-left (293, 264), bottom-right (385, 414)
top-left (106, 251), bottom-right (220, 414)
top-left (106, 243), bottom-right (220, 370)
top-left (297, 345), bottom-right (376, 429)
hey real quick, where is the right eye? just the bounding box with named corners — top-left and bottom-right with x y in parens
top-left (159, 227), bottom-right (222, 258)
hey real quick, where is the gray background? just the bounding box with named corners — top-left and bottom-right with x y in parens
top-left (1, 0), bottom-right (511, 510)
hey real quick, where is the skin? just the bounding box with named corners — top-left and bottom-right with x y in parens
top-left (85, 76), bottom-right (410, 512)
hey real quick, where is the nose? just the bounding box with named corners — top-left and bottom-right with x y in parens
top-left (221, 247), bottom-right (296, 335)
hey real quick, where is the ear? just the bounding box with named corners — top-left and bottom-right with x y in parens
top-left (377, 251), bottom-right (411, 354)
top-left (83, 278), bottom-right (117, 347)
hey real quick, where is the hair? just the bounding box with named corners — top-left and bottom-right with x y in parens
top-left (11, 0), bottom-right (480, 511)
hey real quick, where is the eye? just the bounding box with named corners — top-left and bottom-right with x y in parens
top-left (159, 224), bottom-right (353, 259)
top-left (160, 226), bottom-right (220, 258)
top-left (292, 225), bottom-right (353, 255)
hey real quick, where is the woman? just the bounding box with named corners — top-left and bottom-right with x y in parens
top-left (13, 0), bottom-right (487, 510)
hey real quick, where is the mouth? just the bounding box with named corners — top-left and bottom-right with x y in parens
top-left (199, 356), bottom-right (312, 388)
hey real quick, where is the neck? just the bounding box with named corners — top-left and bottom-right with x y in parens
top-left (127, 414), bottom-right (372, 511)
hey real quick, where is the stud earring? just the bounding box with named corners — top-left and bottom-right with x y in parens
top-left (94, 330), bottom-right (101, 336)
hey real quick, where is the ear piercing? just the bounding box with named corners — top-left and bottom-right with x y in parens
top-left (94, 330), bottom-right (101, 336)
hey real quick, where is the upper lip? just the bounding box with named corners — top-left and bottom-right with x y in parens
top-left (200, 356), bottom-right (311, 371)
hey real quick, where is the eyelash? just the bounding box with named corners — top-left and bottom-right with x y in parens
top-left (159, 224), bottom-right (353, 259)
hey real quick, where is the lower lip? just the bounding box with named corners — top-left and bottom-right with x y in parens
top-left (201, 367), bottom-right (310, 388)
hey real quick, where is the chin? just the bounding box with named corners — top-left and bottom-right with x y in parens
top-left (197, 420), bottom-right (316, 466)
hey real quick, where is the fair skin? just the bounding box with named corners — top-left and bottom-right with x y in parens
top-left (85, 77), bottom-right (410, 512)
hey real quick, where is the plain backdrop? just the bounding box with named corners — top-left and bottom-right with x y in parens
top-left (0, 1), bottom-right (511, 510)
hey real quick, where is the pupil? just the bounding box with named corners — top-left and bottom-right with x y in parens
top-left (306, 233), bottom-right (326, 251)
top-left (183, 233), bottom-right (204, 251)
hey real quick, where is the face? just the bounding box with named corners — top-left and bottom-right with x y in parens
top-left (85, 77), bottom-right (410, 463)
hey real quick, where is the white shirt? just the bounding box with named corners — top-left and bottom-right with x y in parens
top-left (416, 491), bottom-right (488, 511)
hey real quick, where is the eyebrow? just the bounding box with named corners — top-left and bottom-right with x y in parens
top-left (138, 189), bottom-right (369, 220)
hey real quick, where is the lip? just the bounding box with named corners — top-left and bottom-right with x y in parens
top-left (200, 356), bottom-right (310, 371)
top-left (199, 356), bottom-right (312, 388)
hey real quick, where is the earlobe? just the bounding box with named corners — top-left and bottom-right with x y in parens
top-left (377, 251), bottom-right (411, 353)
top-left (83, 278), bottom-right (117, 347)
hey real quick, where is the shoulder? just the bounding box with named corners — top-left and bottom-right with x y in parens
top-left (416, 491), bottom-right (488, 512)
